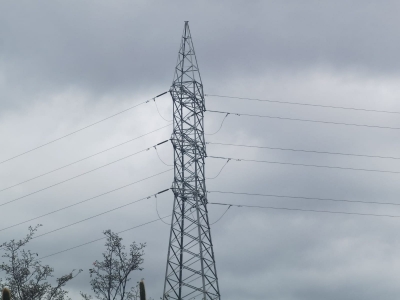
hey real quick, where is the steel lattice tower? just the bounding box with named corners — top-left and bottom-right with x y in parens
top-left (162, 22), bottom-right (221, 300)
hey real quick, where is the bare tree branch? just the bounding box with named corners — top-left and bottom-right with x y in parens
top-left (0, 225), bottom-right (81, 300)
top-left (83, 230), bottom-right (146, 300)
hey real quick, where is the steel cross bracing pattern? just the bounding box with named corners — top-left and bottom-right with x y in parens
top-left (162, 22), bottom-right (221, 300)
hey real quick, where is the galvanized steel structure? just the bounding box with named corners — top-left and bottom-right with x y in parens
top-left (162, 22), bottom-right (221, 300)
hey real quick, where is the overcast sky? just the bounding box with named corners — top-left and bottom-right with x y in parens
top-left (1, 1), bottom-right (400, 299)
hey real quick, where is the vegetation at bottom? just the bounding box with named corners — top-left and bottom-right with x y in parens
top-left (0, 224), bottom-right (153, 300)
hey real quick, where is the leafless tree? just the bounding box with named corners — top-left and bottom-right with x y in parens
top-left (80, 230), bottom-right (146, 300)
top-left (0, 224), bottom-right (81, 300)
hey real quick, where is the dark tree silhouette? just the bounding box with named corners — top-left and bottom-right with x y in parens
top-left (80, 230), bottom-right (146, 300)
top-left (0, 224), bottom-right (81, 300)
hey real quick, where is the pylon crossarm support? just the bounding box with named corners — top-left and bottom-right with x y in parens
top-left (163, 22), bottom-right (221, 300)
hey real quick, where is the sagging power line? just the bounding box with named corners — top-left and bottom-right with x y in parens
top-left (0, 126), bottom-right (171, 193)
top-left (209, 202), bottom-right (400, 219)
top-left (208, 190), bottom-right (400, 207)
top-left (37, 214), bottom-right (171, 261)
top-left (31, 188), bottom-right (170, 241)
top-left (206, 94), bottom-right (400, 114)
top-left (0, 140), bottom-right (170, 208)
top-left (0, 92), bottom-right (168, 166)
top-left (207, 141), bottom-right (400, 160)
top-left (208, 155), bottom-right (400, 175)
top-left (0, 170), bottom-right (172, 232)
top-left (207, 109), bottom-right (400, 130)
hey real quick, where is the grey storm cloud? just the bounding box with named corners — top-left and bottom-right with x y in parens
top-left (0, 1), bottom-right (400, 300)
top-left (1, 1), bottom-right (400, 107)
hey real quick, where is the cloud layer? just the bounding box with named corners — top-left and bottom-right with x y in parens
top-left (0, 1), bottom-right (399, 299)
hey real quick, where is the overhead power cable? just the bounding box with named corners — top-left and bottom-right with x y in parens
top-left (31, 188), bottom-right (170, 241)
top-left (208, 155), bottom-right (400, 175)
top-left (208, 190), bottom-right (400, 207)
top-left (210, 205), bottom-right (231, 225)
top-left (209, 202), bottom-right (400, 219)
top-left (205, 113), bottom-right (229, 135)
top-left (206, 94), bottom-right (400, 115)
top-left (207, 141), bottom-right (400, 160)
top-left (0, 125), bottom-right (172, 193)
top-left (206, 159), bottom-right (230, 179)
top-left (0, 170), bottom-right (172, 232)
top-left (37, 214), bottom-right (172, 260)
top-left (0, 140), bottom-right (170, 208)
top-left (207, 110), bottom-right (400, 131)
top-left (154, 141), bottom-right (173, 166)
top-left (155, 191), bottom-right (171, 225)
top-left (153, 97), bottom-right (172, 122)
top-left (0, 91), bottom-right (168, 166)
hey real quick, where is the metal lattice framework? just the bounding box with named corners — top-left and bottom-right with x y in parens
top-left (162, 22), bottom-right (221, 300)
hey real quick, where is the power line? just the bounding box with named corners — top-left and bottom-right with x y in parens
top-left (153, 97), bottom-right (172, 122)
top-left (155, 192), bottom-right (171, 225)
top-left (0, 170), bottom-right (172, 232)
top-left (0, 92), bottom-right (167, 166)
top-left (31, 188), bottom-right (170, 240)
top-left (208, 190), bottom-right (400, 207)
top-left (210, 205), bottom-right (231, 225)
top-left (208, 155), bottom-right (400, 175)
top-left (154, 142), bottom-right (173, 166)
top-left (209, 202), bottom-right (400, 219)
top-left (0, 140), bottom-right (170, 208)
top-left (207, 110), bottom-right (400, 131)
top-left (0, 125), bottom-right (172, 193)
top-left (37, 214), bottom-right (171, 260)
top-left (207, 141), bottom-right (400, 160)
top-left (206, 159), bottom-right (230, 179)
top-left (205, 113), bottom-right (229, 135)
top-left (206, 94), bottom-right (400, 115)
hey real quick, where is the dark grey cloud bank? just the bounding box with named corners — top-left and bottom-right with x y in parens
top-left (1, 1), bottom-right (400, 108)
top-left (1, 1), bottom-right (400, 300)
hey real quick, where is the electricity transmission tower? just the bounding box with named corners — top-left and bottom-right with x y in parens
top-left (162, 22), bottom-right (221, 300)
